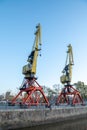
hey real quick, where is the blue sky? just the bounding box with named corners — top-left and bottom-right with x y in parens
top-left (0, 0), bottom-right (87, 94)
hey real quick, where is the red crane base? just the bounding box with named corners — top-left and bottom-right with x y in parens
top-left (11, 78), bottom-right (49, 107)
top-left (56, 84), bottom-right (84, 105)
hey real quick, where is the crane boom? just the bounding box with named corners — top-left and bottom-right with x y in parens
top-left (22, 24), bottom-right (41, 79)
top-left (31, 24), bottom-right (41, 74)
top-left (60, 44), bottom-right (74, 84)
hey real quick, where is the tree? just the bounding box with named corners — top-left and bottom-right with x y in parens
top-left (5, 91), bottom-right (14, 101)
top-left (42, 84), bottom-right (62, 104)
top-left (0, 94), bottom-right (4, 101)
top-left (74, 81), bottom-right (87, 100)
top-left (52, 84), bottom-right (63, 95)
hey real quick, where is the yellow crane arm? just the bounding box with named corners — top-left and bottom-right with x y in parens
top-left (67, 44), bottom-right (74, 81)
top-left (31, 24), bottom-right (41, 74)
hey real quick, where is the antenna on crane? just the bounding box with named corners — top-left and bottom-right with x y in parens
top-left (56, 44), bottom-right (84, 106)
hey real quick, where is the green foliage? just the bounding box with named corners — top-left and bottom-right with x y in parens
top-left (0, 94), bottom-right (4, 101)
top-left (74, 81), bottom-right (87, 99)
top-left (43, 86), bottom-right (56, 97)
top-left (43, 84), bottom-right (62, 98)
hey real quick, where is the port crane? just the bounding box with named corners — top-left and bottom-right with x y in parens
top-left (11, 24), bottom-right (49, 106)
top-left (56, 44), bottom-right (84, 105)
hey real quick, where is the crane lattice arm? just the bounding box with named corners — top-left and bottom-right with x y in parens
top-left (22, 24), bottom-right (41, 79)
top-left (60, 44), bottom-right (74, 84)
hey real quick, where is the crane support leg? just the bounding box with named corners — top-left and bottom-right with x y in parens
top-left (56, 85), bottom-right (84, 105)
top-left (11, 78), bottom-right (49, 107)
